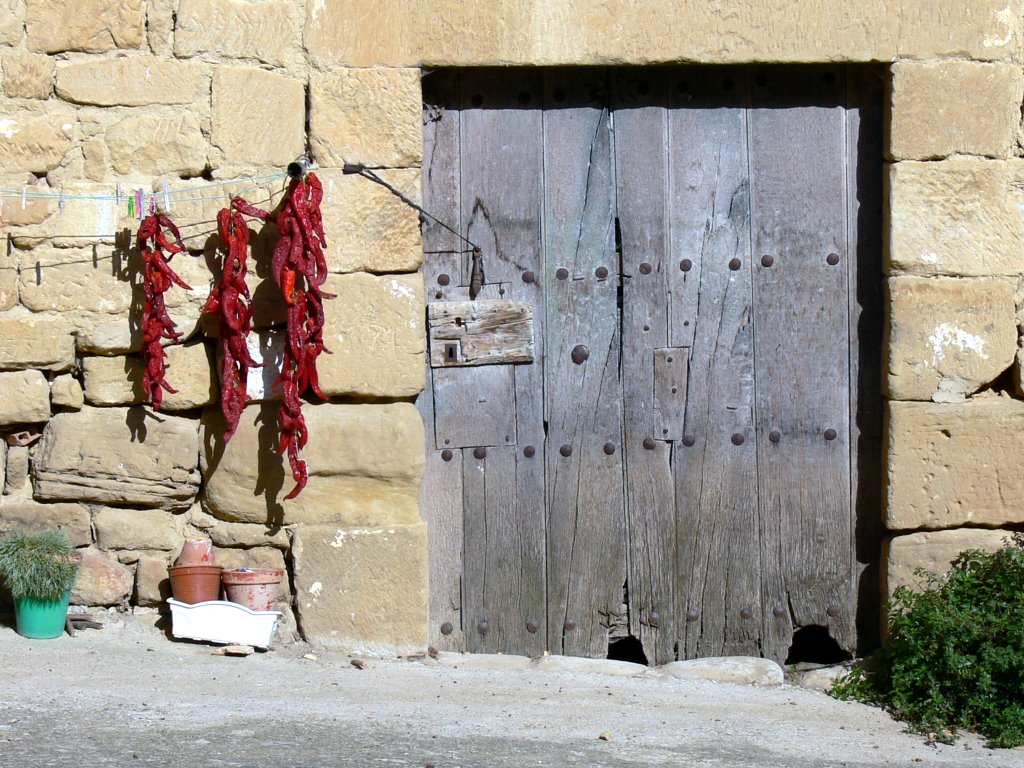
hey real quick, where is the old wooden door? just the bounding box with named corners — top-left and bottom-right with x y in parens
top-left (418, 66), bottom-right (882, 664)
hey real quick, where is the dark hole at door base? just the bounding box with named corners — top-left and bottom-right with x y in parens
top-left (607, 635), bottom-right (649, 666)
top-left (785, 625), bottom-right (852, 666)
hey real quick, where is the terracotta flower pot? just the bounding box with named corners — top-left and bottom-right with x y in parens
top-left (174, 539), bottom-right (215, 567)
top-left (168, 565), bottom-right (223, 604)
top-left (221, 569), bottom-right (284, 612)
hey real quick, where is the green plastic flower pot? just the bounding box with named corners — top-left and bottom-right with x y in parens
top-left (14, 591), bottom-right (71, 639)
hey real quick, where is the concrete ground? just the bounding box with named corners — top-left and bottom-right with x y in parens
top-left (0, 612), bottom-right (1019, 768)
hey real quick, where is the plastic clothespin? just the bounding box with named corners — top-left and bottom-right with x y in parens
top-left (135, 189), bottom-right (143, 221)
top-left (161, 179), bottom-right (171, 213)
top-left (127, 194), bottom-right (134, 220)
top-left (116, 183), bottom-right (123, 206)
top-left (20, 185), bottom-right (26, 210)
top-left (148, 195), bottom-right (155, 215)
top-left (58, 188), bottom-right (65, 216)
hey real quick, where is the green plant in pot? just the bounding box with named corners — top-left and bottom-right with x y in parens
top-left (0, 530), bottom-right (80, 639)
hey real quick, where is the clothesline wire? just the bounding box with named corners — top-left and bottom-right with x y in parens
top-left (0, 172), bottom-right (289, 203)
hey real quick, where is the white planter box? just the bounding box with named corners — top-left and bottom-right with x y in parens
top-left (167, 598), bottom-right (281, 648)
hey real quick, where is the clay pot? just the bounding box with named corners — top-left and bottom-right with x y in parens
top-left (168, 565), bottom-right (223, 604)
top-left (174, 539), bottom-right (215, 567)
top-left (221, 569), bottom-right (284, 612)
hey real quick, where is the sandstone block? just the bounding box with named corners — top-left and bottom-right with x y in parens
top-left (56, 58), bottom-right (207, 107)
top-left (305, 0), bottom-right (1019, 67)
top-left (82, 344), bottom-right (216, 411)
top-left (71, 548), bottom-right (134, 606)
top-left (34, 406), bottom-right (201, 509)
top-left (887, 158), bottom-right (1024, 276)
top-left (4, 445), bottom-right (28, 494)
top-left (0, 176), bottom-right (54, 229)
top-left (293, 522), bottom-right (427, 652)
top-left (134, 554), bottom-right (171, 606)
top-left (26, 0), bottom-right (144, 53)
top-left (534, 656), bottom-right (648, 677)
top-left (212, 67), bottom-right (304, 167)
top-left (886, 399), bottom-right (1024, 530)
top-left (310, 68), bottom-right (422, 168)
top-left (50, 374), bottom-right (84, 410)
top-left (77, 305), bottom-right (202, 356)
top-left (0, 370), bottom-right (50, 426)
top-left (0, 498), bottom-right (91, 546)
top-left (94, 507), bottom-right (184, 551)
top-left (0, 0), bottom-right (24, 46)
top-left (0, 108), bottom-right (77, 174)
top-left (241, 329), bottom-right (284, 403)
top-left (146, 0), bottom-right (175, 56)
top-left (882, 528), bottom-right (1011, 604)
top-left (81, 138), bottom-right (109, 180)
top-left (0, 442), bottom-right (5, 491)
top-left (106, 112), bottom-right (208, 177)
top-left (886, 277), bottom-right (1016, 402)
top-left (318, 272), bottom-right (426, 398)
top-left (889, 62), bottom-right (1023, 160)
top-left (208, 521), bottom-right (290, 550)
top-left (201, 402), bottom-right (424, 525)
top-left (0, 311), bottom-right (74, 371)
top-left (175, 0), bottom-right (301, 69)
top-left (18, 245), bottom-right (133, 315)
top-left (2, 51), bottom-right (54, 99)
top-left (213, 545), bottom-right (286, 573)
top-left (319, 169), bottom-right (423, 273)
top-left (0, 244), bottom-right (14, 313)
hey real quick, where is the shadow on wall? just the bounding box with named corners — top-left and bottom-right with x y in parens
top-left (201, 403), bottom-right (288, 528)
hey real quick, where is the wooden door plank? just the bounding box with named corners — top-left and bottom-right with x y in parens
top-left (543, 68), bottom-right (626, 658)
top-left (419, 69), bottom-right (466, 651)
top-left (614, 69), bottom-right (676, 665)
top-left (458, 69), bottom-right (547, 656)
top-left (653, 347), bottom-right (689, 441)
top-left (749, 65), bottom-right (853, 662)
top-left (432, 365), bottom-right (517, 448)
top-left (846, 66), bottom-right (885, 653)
top-left (667, 67), bottom-right (760, 659)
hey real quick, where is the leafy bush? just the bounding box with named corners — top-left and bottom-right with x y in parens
top-left (0, 530), bottom-right (79, 600)
top-left (832, 533), bottom-right (1024, 748)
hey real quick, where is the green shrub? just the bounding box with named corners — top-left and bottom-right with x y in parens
top-left (832, 533), bottom-right (1024, 748)
top-left (0, 530), bottom-right (79, 601)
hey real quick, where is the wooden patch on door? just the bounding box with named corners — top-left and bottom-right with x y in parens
top-left (429, 300), bottom-right (534, 367)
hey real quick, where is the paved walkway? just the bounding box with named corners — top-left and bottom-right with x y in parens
top-left (0, 614), bottom-right (1018, 767)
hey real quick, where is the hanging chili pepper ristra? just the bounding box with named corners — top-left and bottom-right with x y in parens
top-left (203, 207), bottom-right (260, 441)
top-left (138, 213), bottom-right (192, 411)
top-left (231, 171), bottom-right (333, 499)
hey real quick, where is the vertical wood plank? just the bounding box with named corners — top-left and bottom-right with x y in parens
top-left (750, 65), bottom-right (854, 662)
top-left (846, 66), bottom-right (885, 654)
top-left (614, 69), bottom-right (676, 665)
top-left (543, 68), bottom-right (626, 658)
top-left (419, 69), bottom-right (465, 651)
top-left (458, 69), bottom-right (547, 656)
top-left (667, 67), bottom-right (760, 659)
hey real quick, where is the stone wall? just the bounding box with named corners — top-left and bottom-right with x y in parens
top-left (2, 0), bottom-right (1024, 653)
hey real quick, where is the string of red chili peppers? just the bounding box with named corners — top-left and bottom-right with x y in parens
top-left (203, 207), bottom-right (260, 442)
top-left (138, 213), bottom-right (191, 411)
top-left (231, 172), bottom-right (332, 499)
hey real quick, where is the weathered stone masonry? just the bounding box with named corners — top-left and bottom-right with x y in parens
top-left (2, 0), bottom-right (1024, 652)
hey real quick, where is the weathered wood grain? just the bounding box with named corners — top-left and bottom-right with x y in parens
top-left (653, 347), bottom-right (690, 441)
top-left (667, 67), bottom-right (760, 660)
top-left (543, 68), bottom-right (626, 658)
top-left (419, 69), bottom-right (466, 651)
top-left (750, 65), bottom-right (853, 662)
top-left (428, 300), bottom-right (534, 367)
top-left (614, 68), bottom-right (676, 665)
top-left (458, 68), bottom-right (547, 656)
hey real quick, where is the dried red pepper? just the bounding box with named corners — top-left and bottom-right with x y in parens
top-left (138, 213), bottom-right (191, 411)
top-left (203, 208), bottom-right (259, 441)
top-left (232, 173), bottom-right (332, 499)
